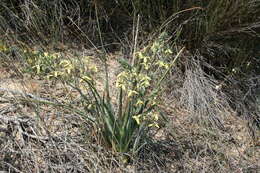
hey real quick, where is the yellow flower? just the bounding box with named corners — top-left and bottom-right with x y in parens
top-left (138, 74), bottom-right (151, 87)
top-left (133, 114), bottom-right (142, 125)
top-left (87, 104), bottom-right (93, 109)
top-left (80, 75), bottom-right (92, 82)
top-left (60, 60), bottom-right (71, 67)
top-left (52, 53), bottom-right (60, 59)
top-left (151, 41), bottom-right (160, 53)
top-left (148, 123), bottom-right (159, 128)
top-left (32, 64), bottom-right (41, 74)
top-left (90, 65), bottom-right (98, 72)
top-left (136, 83), bottom-right (145, 90)
top-left (156, 60), bottom-right (169, 69)
top-left (47, 74), bottom-right (52, 80)
top-left (165, 49), bottom-right (173, 54)
top-left (135, 99), bottom-right (144, 106)
top-left (137, 52), bottom-right (145, 59)
top-left (140, 74), bottom-right (151, 82)
top-left (43, 52), bottom-right (49, 57)
top-left (117, 71), bottom-right (128, 79)
top-left (152, 113), bottom-right (159, 121)
top-left (59, 60), bottom-right (74, 74)
top-left (27, 58), bottom-right (33, 64)
top-left (119, 84), bottom-right (126, 90)
top-left (143, 56), bottom-right (149, 64)
top-left (127, 90), bottom-right (138, 97)
top-left (53, 71), bottom-right (63, 77)
top-left (0, 44), bottom-right (7, 52)
top-left (164, 64), bottom-right (169, 69)
top-left (141, 62), bottom-right (151, 70)
top-left (83, 56), bottom-right (91, 62)
top-left (116, 80), bottom-right (126, 90)
top-left (141, 80), bottom-right (150, 88)
top-left (66, 67), bottom-right (73, 74)
top-left (47, 71), bottom-right (63, 78)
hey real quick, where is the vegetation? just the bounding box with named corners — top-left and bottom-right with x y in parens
top-left (0, 0), bottom-right (259, 172)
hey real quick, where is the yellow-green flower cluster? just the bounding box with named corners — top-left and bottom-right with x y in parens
top-left (156, 60), bottom-right (169, 70)
top-left (115, 62), bottom-right (161, 128)
top-left (30, 51), bottom-right (59, 75)
top-left (24, 49), bottom-right (98, 82)
top-left (47, 59), bottom-right (73, 78)
top-left (47, 56), bottom-right (97, 81)
top-left (115, 32), bottom-right (176, 130)
top-left (133, 111), bottom-right (160, 128)
top-left (137, 52), bottom-right (151, 70)
top-left (116, 67), bottom-right (151, 95)
top-left (136, 33), bottom-right (174, 73)
top-left (150, 40), bottom-right (162, 54)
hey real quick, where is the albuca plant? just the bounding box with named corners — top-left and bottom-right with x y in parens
top-left (79, 32), bottom-right (185, 158)
top-left (22, 48), bottom-right (97, 81)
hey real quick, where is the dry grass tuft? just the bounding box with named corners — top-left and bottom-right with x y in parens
top-left (178, 54), bottom-right (230, 128)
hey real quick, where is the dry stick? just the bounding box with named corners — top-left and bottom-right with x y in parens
top-left (156, 47), bottom-right (185, 89)
top-left (120, 14), bottom-right (140, 117)
top-left (159, 7), bottom-right (203, 30)
top-left (0, 114), bottom-right (33, 124)
top-left (94, 2), bottom-right (111, 101)
top-left (0, 88), bottom-right (56, 104)
top-left (150, 47), bottom-right (185, 98)
top-left (3, 162), bottom-right (23, 173)
top-left (67, 17), bottom-right (98, 51)
top-left (131, 14), bottom-right (140, 66)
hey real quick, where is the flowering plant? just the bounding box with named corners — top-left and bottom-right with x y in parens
top-left (81, 32), bottom-right (185, 157)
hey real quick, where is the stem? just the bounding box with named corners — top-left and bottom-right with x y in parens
top-left (95, 2), bottom-right (110, 101)
top-left (153, 47), bottom-right (185, 94)
top-left (131, 14), bottom-right (140, 66)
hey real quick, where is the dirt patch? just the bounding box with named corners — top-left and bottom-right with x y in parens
top-left (0, 78), bottom-right (41, 94)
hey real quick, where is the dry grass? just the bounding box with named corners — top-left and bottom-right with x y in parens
top-left (1, 45), bottom-right (259, 172)
top-left (179, 54), bottom-right (230, 128)
top-left (0, 0), bottom-right (259, 172)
